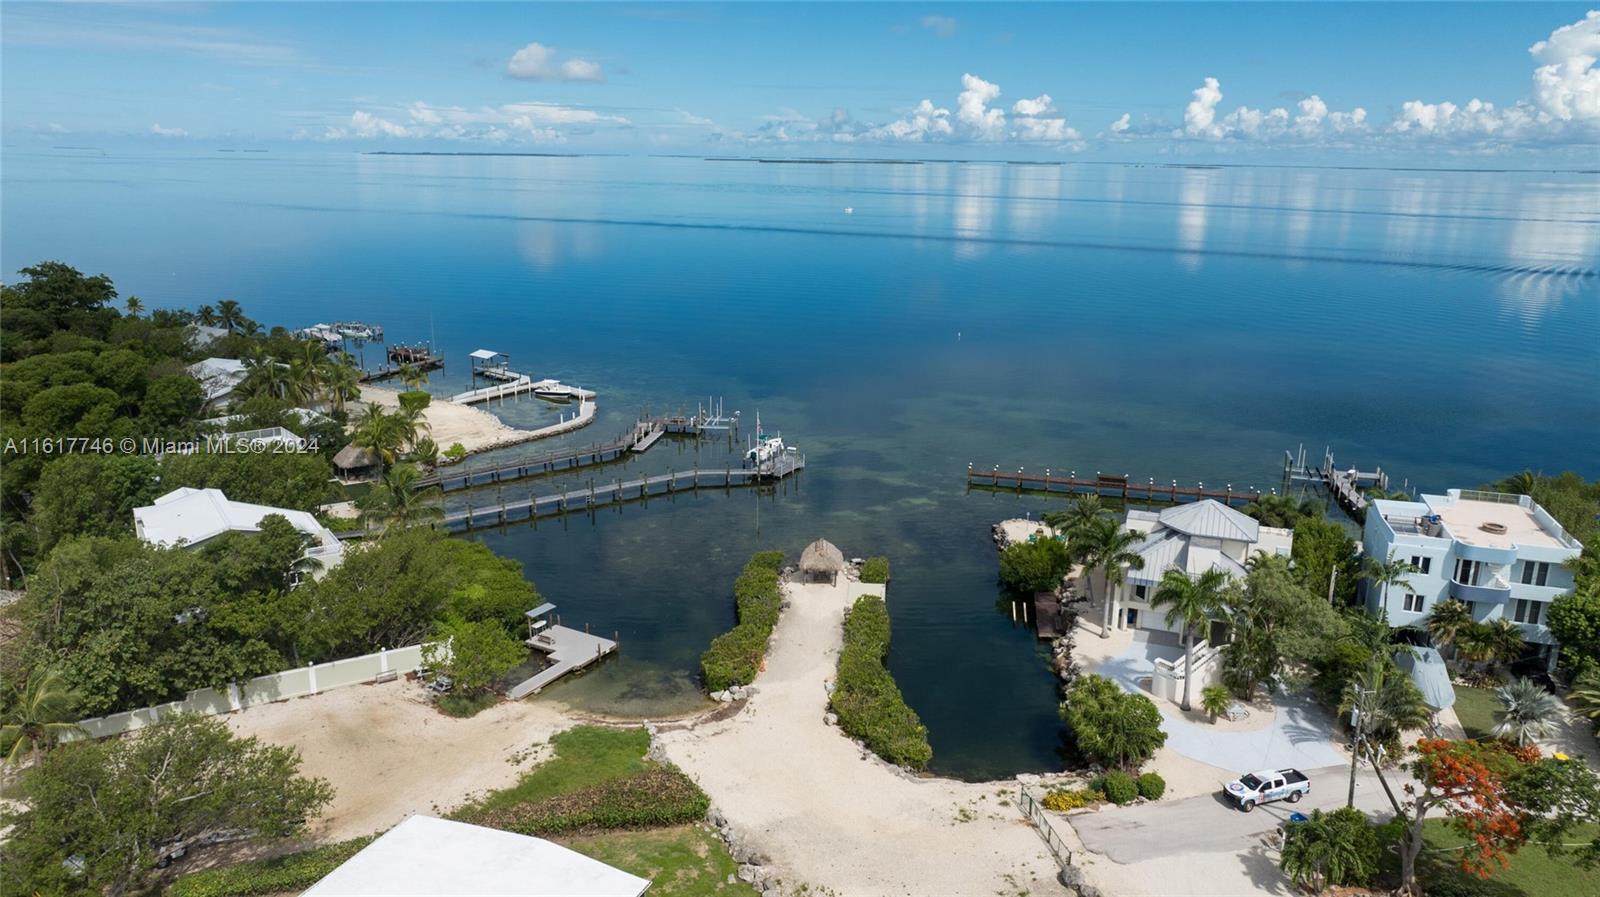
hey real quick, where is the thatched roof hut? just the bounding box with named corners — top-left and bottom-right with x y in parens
top-left (798, 538), bottom-right (846, 584)
top-left (333, 444), bottom-right (382, 483)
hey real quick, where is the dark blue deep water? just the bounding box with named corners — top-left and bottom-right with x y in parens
top-left (4, 150), bottom-right (1597, 778)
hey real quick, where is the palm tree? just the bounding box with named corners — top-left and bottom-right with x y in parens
top-left (358, 463), bottom-right (442, 532)
top-left (1150, 567), bottom-right (1231, 711)
top-left (398, 363), bottom-right (429, 390)
top-left (196, 304), bottom-right (219, 327)
top-left (1042, 494), bottom-right (1106, 539)
top-left (1077, 516), bottom-right (1146, 638)
top-left (1, 668), bottom-right (85, 768)
top-left (215, 299), bottom-right (246, 332)
top-left (323, 356), bottom-right (362, 414)
top-left (1570, 671), bottom-right (1600, 721)
top-left (1425, 599), bottom-right (1473, 658)
top-left (408, 437), bottom-right (440, 468)
top-left (351, 403), bottom-right (408, 466)
top-left (1339, 659), bottom-right (1429, 807)
top-left (1492, 678), bottom-right (1562, 746)
top-left (1362, 552), bottom-right (1417, 612)
top-left (1483, 618), bottom-right (1528, 674)
top-left (124, 295), bottom-right (144, 317)
top-left (238, 350), bottom-right (291, 401)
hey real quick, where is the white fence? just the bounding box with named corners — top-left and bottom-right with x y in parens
top-left (72, 644), bottom-right (427, 740)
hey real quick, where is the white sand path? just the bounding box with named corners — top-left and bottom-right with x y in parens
top-left (358, 385), bottom-right (593, 458)
top-left (656, 577), bottom-right (1068, 897)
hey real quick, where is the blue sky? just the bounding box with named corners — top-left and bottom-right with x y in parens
top-left (3, 2), bottom-right (1597, 161)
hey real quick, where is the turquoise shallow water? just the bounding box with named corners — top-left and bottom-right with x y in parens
top-left (4, 151), bottom-right (1597, 778)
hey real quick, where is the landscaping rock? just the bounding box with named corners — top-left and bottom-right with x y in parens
top-left (824, 712), bottom-right (838, 726)
top-left (737, 864), bottom-right (760, 884)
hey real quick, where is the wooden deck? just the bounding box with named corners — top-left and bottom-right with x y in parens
top-left (450, 376), bottom-right (597, 406)
top-left (1282, 446), bottom-right (1391, 517)
top-left (416, 418), bottom-right (659, 491)
top-left (358, 355), bottom-right (444, 384)
top-left (967, 466), bottom-right (1264, 508)
top-left (507, 625), bottom-right (618, 699)
top-left (434, 459), bottom-right (805, 534)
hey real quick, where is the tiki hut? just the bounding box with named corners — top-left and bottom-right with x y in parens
top-left (333, 444), bottom-right (382, 484)
top-left (798, 538), bottom-right (846, 585)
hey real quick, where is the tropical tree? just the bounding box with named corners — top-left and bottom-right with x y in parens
top-left (1425, 598), bottom-right (1474, 658)
top-left (1492, 678), bottom-right (1562, 746)
top-left (997, 536), bottom-right (1073, 594)
top-left (1150, 568), bottom-right (1230, 711)
top-left (409, 436), bottom-right (440, 469)
top-left (1221, 553), bottom-right (1344, 696)
top-left (1200, 684), bottom-right (1232, 720)
top-left (322, 355), bottom-right (362, 414)
top-left (358, 463), bottom-right (442, 531)
top-left (1060, 674), bottom-right (1167, 771)
top-left (1077, 516), bottom-right (1146, 638)
top-left (237, 349), bottom-right (291, 402)
top-left (1548, 588), bottom-right (1600, 679)
top-left (350, 402), bottom-right (409, 466)
top-left (215, 298), bottom-right (246, 332)
top-left (1279, 807), bottom-right (1382, 893)
top-left (1361, 552), bottom-right (1417, 611)
top-left (1, 668), bottom-right (84, 768)
top-left (1340, 659), bottom-right (1429, 807)
top-left (398, 362), bottom-right (428, 390)
top-left (196, 303), bottom-right (219, 326)
top-left (1041, 494), bottom-right (1106, 540)
top-left (123, 295), bottom-right (144, 317)
top-left (1572, 669), bottom-right (1600, 721)
top-left (1242, 493), bottom-right (1322, 529)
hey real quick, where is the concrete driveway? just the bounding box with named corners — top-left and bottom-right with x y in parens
top-left (1069, 765), bottom-right (1396, 864)
top-left (1092, 631), bottom-right (1346, 773)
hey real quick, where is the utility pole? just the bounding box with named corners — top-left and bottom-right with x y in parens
top-left (1328, 566), bottom-right (1339, 605)
top-left (1347, 690), bottom-right (1365, 808)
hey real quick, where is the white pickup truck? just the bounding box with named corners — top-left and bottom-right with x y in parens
top-left (1224, 768), bottom-right (1310, 812)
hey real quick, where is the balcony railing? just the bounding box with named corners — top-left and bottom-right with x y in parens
top-left (1450, 578), bottom-right (1511, 604)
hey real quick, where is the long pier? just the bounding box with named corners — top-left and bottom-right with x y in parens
top-left (966, 465), bottom-right (1266, 508)
top-left (1283, 445), bottom-right (1391, 516)
top-left (359, 355), bottom-right (444, 384)
top-left (437, 460), bottom-right (804, 534)
top-left (450, 376), bottom-right (597, 406)
top-left (416, 414), bottom-right (725, 492)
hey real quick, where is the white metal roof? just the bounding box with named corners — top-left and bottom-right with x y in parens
top-left (133, 487), bottom-right (336, 550)
top-left (185, 357), bottom-right (247, 402)
top-left (1156, 500), bottom-right (1260, 543)
top-left (1127, 531), bottom-right (1249, 585)
top-left (468, 349), bottom-right (505, 360)
top-left (302, 815), bottom-right (651, 897)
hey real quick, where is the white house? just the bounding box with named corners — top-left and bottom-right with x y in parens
top-left (1363, 488), bottom-right (1583, 669)
top-left (133, 487), bottom-right (344, 577)
top-left (186, 357), bottom-right (247, 411)
top-left (302, 815), bottom-right (650, 897)
top-left (1108, 499), bottom-right (1295, 636)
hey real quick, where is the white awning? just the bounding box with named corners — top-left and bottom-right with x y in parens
top-left (469, 349), bottom-right (504, 360)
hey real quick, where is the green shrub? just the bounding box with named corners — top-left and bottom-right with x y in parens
top-left (859, 556), bottom-right (891, 584)
top-left (165, 837), bottom-right (374, 897)
top-left (1136, 772), bottom-right (1166, 800)
top-left (1200, 684), bottom-right (1233, 719)
top-left (1279, 806), bottom-right (1382, 891)
top-left (699, 553), bottom-right (785, 691)
top-left (1097, 770), bottom-right (1138, 805)
top-left (473, 768), bottom-right (709, 835)
top-left (998, 538), bottom-right (1072, 593)
top-left (1061, 674), bottom-right (1168, 771)
top-left (830, 595), bottom-right (933, 770)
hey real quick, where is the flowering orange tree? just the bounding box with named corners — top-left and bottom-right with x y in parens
top-left (1387, 738), bottom-right (1540, 896)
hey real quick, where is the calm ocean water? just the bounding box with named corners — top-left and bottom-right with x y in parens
top-left (4, 150), bottom-right (1597, 778)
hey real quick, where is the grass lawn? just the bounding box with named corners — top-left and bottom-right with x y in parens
top-left (1453, 685), bottom-right (1500, 740)
top-left (562, 825), bottom-right (759, 897)
top-left (1421, 819), bottom-right (1600, 897)
top-left (455, 725), bottom-right (652, 817)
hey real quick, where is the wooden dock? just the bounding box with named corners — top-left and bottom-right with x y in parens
top-left (450, 376), bottom-right (597, 406)
top-left (507, 625), bottom-right (618, 699)
top-left (358, 355), bottom-right (444, 384)
top-left (966, 466), bottom-right (1265, 508)
top-left (434, 461), bottom-right (804, 534)
top-left (1282, 445), bottom-right (1391, 516)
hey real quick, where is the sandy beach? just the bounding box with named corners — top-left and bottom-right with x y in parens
top-left (656, 576), bottom-right (1068, 897)
top-left (358, 385), bottom-right (594, 458)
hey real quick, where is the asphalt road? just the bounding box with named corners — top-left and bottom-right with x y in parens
top-left (1070, 765), bottom-right (1401, 863)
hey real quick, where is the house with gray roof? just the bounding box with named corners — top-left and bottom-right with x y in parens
top-left (1106, 499), bottom-right (1293, 636)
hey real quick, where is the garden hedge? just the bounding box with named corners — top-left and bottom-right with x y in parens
top-left (700, 551), bottom-right (786, 691)
top-left (472, 768), bottom-right (710, 835)
top-left (165, 837), bottom-right (374, 897)
top-left (830, 594), bottom-right (933, 770)
top-left (859, 556), bottom-right (891, 584)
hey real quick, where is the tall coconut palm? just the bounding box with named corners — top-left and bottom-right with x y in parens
top-left (358, 463), bottom-right (442, 532)
top-left (1362, 552), bottom-right (1417, 612)
top-left (1, 668), bottom-right (85, 768)
top-left (351, 403), bottom-right (408, 466)
top-left (1078, 516), bottom-right (1146, 638)
top-left (1425, 599), bottom-right (1473, 658)
top-left (196, 304), bottom-right (219, 327)
top-left (238, 350), bottom-right (291, 401)
top-left (215, 298), bottom-right (246, 332)
top-left (398, 363), bottom-right (428, 390)
top-left (323, 359), bottom-right (361, 414)
top-left (124, 295), bottom-right (144, 317)
top-left (1339, 658), bottom-right (1429, 807)
top-left (1492, 678), bottom-right (1562, 746)
top-left (1571, 671), bottom-right (1600, 721)
top-left (1150, 567), bottom-right (1231, 711)
top-left (1042, 494), bottom-right (1106, 541)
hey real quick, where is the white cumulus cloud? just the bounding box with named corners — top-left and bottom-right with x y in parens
top-left (866, 99), bottom-right (954, 142)
top-left (149, 123), bottom-right (188, 138)
top-left (1176, 78), bottom-right (1366, 142)
top-left (956, 73), bottom-right (1006, 140)
top-left (506, 41), bottom-right (604, 82)
top-left (1109, 113), bottom-right (1132, 134)
top-left (324, 101), bottom-right (628, 142)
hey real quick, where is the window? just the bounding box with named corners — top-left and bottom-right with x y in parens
top-left (1403, 593), bottom-right (1425, 613)
top-left (1520, 561), bottom-right (1550, 586)
top-left (1514, 599), bottom-right (1544, 626)
top-left (1134, 584), bottom-right (1148, 601)
top-left (1454, 558), bottom-right (1482, 585)
top-left (1409, 555), bottom-right (1431, 574)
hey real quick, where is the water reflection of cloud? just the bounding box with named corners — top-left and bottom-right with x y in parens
top-left (1006, 165), bottom-right (1062, 241)
top-left (1176, 168), bottom-right (1213, 270)
top-left (953, 164), bottom-right (1001, 259)
top-left (517, 220), bottom-right (602, 271)
top-left (1498, 185), bottom-right (1600, 321)
top-left (1284, 172), bottom-right (1318, 259)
